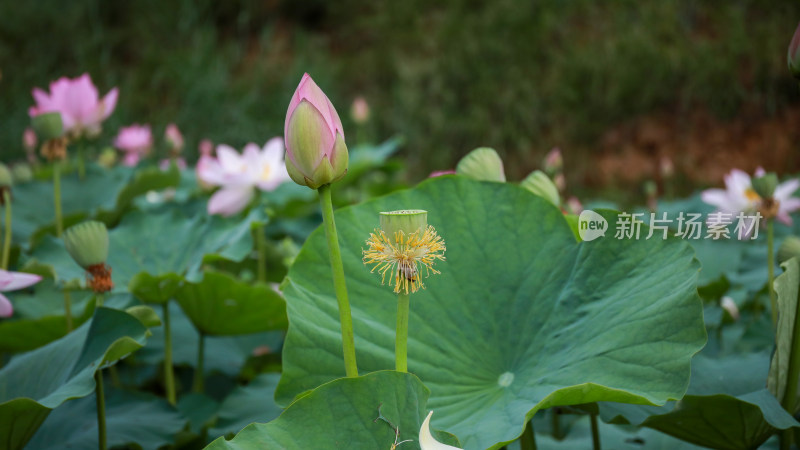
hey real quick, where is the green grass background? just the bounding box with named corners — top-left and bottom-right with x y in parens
top-left (1, 0), bottom-right (798, 179)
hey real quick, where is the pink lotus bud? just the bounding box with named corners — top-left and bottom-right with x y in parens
top-left (790, 21), bottom-right (800, 80)
top-left (566, 196), bottom-right (582, 215)
top-left (350, 96), bottom-right (370, 124)
top-left (198, 139), bottom-right (214, 157)
top-left (554, 173), bottom-right (566, 192)
top-left (284, 73), bottom-right (348, 189)
top-left (164, 123), bottom-right (184, 152)
top-left (429, 169), bottom-right (456, 178)
top-left (114, 124), bottom-right (153, 167)
top-left (23, 128), bottom-right (37, 152)
top-left (544, 148), bottom-right (563, 174)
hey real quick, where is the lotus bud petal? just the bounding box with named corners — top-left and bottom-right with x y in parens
top-left (284, 74), bottom-right (348, 189)
top-left (63, 221), bottom-right (109, 270)
top-left (520, 170), bottom-right (559, 207)
top-left (779, 236), bottom-right (800, 264)
top-left (456, 147), bottom-right (506, 182)
top-left (789, 21), bottom-right (800, 80)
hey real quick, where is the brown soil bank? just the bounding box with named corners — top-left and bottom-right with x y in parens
top-left (585, 105), bottom-right (800, 190)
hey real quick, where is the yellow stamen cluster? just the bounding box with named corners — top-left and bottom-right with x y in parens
top-left (363, 225), bottom-right (446, 294)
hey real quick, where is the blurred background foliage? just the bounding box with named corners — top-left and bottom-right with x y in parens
top-left (2, 0), bottom-right (799, 189)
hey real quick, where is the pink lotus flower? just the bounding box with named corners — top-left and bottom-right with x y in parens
top-left (350, 96), bottom-right (370, 124)
top-left (114, 124), bottom-right (153, 167)
top-left (0, 270), bottom-right (42, 317)
top-left (165, 123), bottom-right (184, 151)
top-left (544, 148), bottom-right (563, 173)
top-left (702, 168), bottom-right (800, 234)
top-left (197, 138), bottom-right (291, 216)
top-left (29, 73), bottom-right (118, 138)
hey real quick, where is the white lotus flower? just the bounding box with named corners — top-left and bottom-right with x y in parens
top-left (419, 411), bottom-right (461, 450)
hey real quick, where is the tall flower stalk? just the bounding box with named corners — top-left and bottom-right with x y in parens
top-left (363, 210), bottom-right (446, 372)
top-left (0, 164), bottom-right (13, 270)
top-left (284, 74), bottom-right (357, 377)
top-left (62, 221), bottom-right (113, 450)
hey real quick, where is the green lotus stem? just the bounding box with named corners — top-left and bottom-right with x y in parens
top-left (109, 365), bottom-right (121, 388)
top-left (77, 141), bottom-right (86, 181)
top-left (53, 162), bottom-right (63, 237)
top-left (519, 420), bottom-right (537, 450)
top-left (768, 219), bottom-right (777, 328)
top-left (95, 369), bottom-right (107, 450)
top-left (551, 408), bottom-right (561, 439)
top-left (95, 293), bottom-right (104, 308)
top-left (395, 292), bottom-right (409, 372)
top-left (193, 333), bottom-right (205, 393)
top-left (318, 184), bottom-right (358, 377)
top-left (63, 289), bottom-right (73, 332)
top-left (590, 412), bottom-right (602, 450)
top-left (162, 303), bottom-right (176, 404)
top-left (1, 190), bottom-right (11, 270)
top-left (780, 272), bottom-right (800, 450)
top-left (256, 223), bottom-right (267, 283)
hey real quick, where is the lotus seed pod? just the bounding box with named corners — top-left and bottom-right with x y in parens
top-left (31, 111), bottom-right (64, 141)
top-left (778, 236), bottom-right (800, 264)
top-left (380, 210), bottom-right (428, 237)
top-left (0, 164), bottom-right (13, 188)
top-left (752, 173), bottom-right (778, 199)
top-left (11, 164), bottom-right (33, 183)
top-left (63, 221), bottom-right (109, 269)
top-left (456, 147), bottom-right (506, 182)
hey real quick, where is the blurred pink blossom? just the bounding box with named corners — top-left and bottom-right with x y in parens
top-left (165, 123), bottom-right (184, 151)
top-left (702, 168), bottom-right (800, 237)
top-left (544, 147), bottom-right (563, 173)
top-left (196, 137), bottom-right (290, 216)
top-left (566, 196), bottom-right (583, 215)
top-left (351, 96), bottom-right (370, 124)
top-left (114, 124), bottom-right (153, 167)
top-left (23, 128), bottom-right (37, 152)
top-left (28, 73), bottom-right (118, 138)
top-left (198, 139), bottom-right (214, 157)
top-left (0, 270), bottom-right (42, 318)
top-left (159, 158), bottom-right (187, 171)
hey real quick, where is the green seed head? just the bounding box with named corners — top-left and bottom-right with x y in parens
top-left (31, 112), bottom-right (64, 141)
top-left (752, 173), bottom-right (779, 199)
top-left (11, 164), bottom-right (33, 184)
top-left (380, 210), bottom-right (428, 237)
top-left (0, 164), bottom-right (13, 188)
top-left (63, 221), bottom-right (109, 269)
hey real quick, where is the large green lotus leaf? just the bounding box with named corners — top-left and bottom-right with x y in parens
top-left (0, 307), bottom-right (150, 450)
top-left (2, 165), bottom-right (179, 248)
top-left (26, 388), bottom-right (184, 449)
top-left (206, 371), bottom-right (460, 449)
top-left (208, 373), bottom-right (283, 439)
top-left (25, 208), bottom-right (259, 294)
top-left (175, 271), bottom-right (287, 336)
top-left (276, 177), bottom-right (706, 449)
top-left (599, 352), bottom-right (797, 449)
top-left (0, 291), bottom-right (136, 353)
